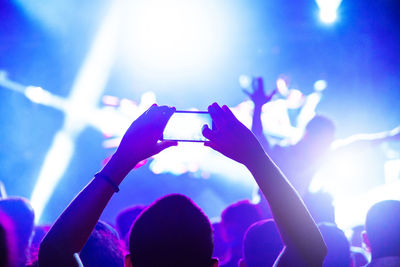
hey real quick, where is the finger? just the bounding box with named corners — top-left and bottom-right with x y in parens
top-left (252, 77), bottom-right (265, 93)
top-left (208, 103), bottom-right (225, 127)
top-left (204, 141), bottom-right (219, 151)
top-left (154, 140), bottom-right (178, 154)
top-left (204, 141), bottom-right (224, 156)
top-left (202, 124), bottom-right (216, 141)
top-left (242, 89), bottom-right (252, 96)
top-left (147, 103), bottom-right (158, 112)
top-left (257, 77), bottom-right (264, 91)
top-left (154, 106), bottom-right (175, 127)
top-left (221, 105), bottom-right (237, 121)
top-left (267, 89), bottom-right (277, 100)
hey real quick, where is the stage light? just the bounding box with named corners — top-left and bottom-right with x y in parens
top-left (276, 78), bottom-right (289, 96)
top-left (121, 0), bottom-right (231, 76)
top-left (315, 0), bottom-right (342, 24)
top-left (30, 2), bottom-right (120, 223)
top-left (239, 75), bottom-right (251, 89)
top-left (313, 79), bottom-right (327, 91)
top-left (30, 132), bottom-right (74, 222)
top-left (25, 86), bottom-right (51, 104)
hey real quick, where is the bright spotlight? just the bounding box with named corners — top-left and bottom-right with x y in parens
top-left (276, 78), bottom-right (289, 96)
top-left (239, 75), bottom-right (251, 89)
top-left (319, 9), bottom-right (337, 24)
top-left (121, 0), bottom-right (230, 74)
top-left (25, 86), bottom-right (52, 104)
top-left (316, 0), bottom-right (342, 24)
top-left (314, 80), bottom-right (327, 91)
top-left (30, 2), bottom-right (120, 223)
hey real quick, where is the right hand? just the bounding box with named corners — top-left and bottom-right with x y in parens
top-left (243, 77), bottom-right (276, 107)
top-left (202, 103), bottom-right (266, 167)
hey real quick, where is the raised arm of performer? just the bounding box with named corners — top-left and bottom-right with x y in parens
top-left (243, 77), bottom-right (276, 154)
top-left (39, 104), bottom-right (177, 267)
top-left (202, 103), bottom-right (327, 266)
top-left (332, 125), bottom-right (400, 150)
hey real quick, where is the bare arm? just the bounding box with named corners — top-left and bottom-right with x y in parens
top-left (332, 125), bottom-right (400, 150)
top-left (244, 77), bottom-right (276, 154)
top-left (203, 103), bottom-right (327, 266)
top-left (39, 105), bottom-right (177, 267)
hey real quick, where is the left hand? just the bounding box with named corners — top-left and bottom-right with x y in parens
top-left (114, 104), bottom-right (178, 170)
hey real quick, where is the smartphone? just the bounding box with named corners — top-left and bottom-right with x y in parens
top-left (162, 110), bottom-right (212, 142)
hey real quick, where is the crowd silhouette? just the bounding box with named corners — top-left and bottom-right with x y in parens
top-left (1, 78), bottom-right (400, 267)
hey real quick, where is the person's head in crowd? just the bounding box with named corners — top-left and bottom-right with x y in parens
top-left (349, 225), bottom-right (369, 266)
top-left (239, 219), bottom-right (283, 267)
top-left (212, 222), bottom-right (228, 262)
top-left (303, 191), bottom-right (335, 224)
top-left (0, 210), bottom-right (17, 267)
top-left (80, 220), bottom-right (124, 267)
top-left (0, 197), bottom-right (34, 267)
top-left (350, 225), bottom-right (364, 248)
top-left (220, 200), bottom-right (262, 267)
top-left (303, 115), bottom-right (335, 151)
top-left (116, 205), bottom-right (146, 248)
top-left (221, 200), bottom-right (262, 245)
top-left (364, 200), bottom-right (400, 260)
top-left (128, 194), bottom-right (217, 267)
top-left (318, 223), bottom-right (351, 267)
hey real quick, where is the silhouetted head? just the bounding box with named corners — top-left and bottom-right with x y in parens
top-left (221, 200), bottom-right (262, 245)
top-left (116, 205), bottom-right (146, 248)
top-left (304, 115), bottom-right (335, 151)
top-left (0, 210), bottom-right (17, 267)
top-left (364, 200), bottom-right (400, 259)
top-left (128, 194), bottom-right (216, 267)
top-left (212, 222), bottom-right (228, 261)
top-left (0, 197), bottom-right (34, 266)
top-left (318, 223), bottom-right (351, 267)
top-left (80, 221), bottom-right (124, 267)
top-left (240, 219), bottom-right (283, 267)
top-left (303, 191), bottom-right (335, 224)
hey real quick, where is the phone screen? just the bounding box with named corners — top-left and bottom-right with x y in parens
top-left (162, 111), bottom-right (211, 142)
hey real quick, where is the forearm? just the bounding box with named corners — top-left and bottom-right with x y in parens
top-left (247, 153), bottom-right (327, 265)
top-left (251, 104), bottom-right (271, 152)
top-left (39, 153), bottom-right (133, 266)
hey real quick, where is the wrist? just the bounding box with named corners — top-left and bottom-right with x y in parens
top-left (244, 146), bottom-right (270, 172)
top-left (254, 103), bottom-right (264, 110)
top-left (100, 153), bottom-right (137, 185)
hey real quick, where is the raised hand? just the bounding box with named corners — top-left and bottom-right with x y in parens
top-left (114, 104), bottom-right (178, 170)
top-left (243, 77), bottom-right (276, 107)
top-left (39, 104), bottom-right (178, 267)
top-left (202, 103), bottom-right (265, 167)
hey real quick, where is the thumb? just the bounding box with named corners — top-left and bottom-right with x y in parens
top-left (242, 89), bottom-right (252, 96)
top-left (204, 141), bottom-right (219, 151)
top-left (154, 140), bottom-right (178, 154)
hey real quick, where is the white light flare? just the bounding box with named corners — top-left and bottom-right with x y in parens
top-left (121, 0), bottom-right (230, 75)
top-left (30, 1), bottom-right (120, 223)
top-left (30, 132), bottom-right (74, 220)
top-left (316, 0), bottom-right (342, 24)
top-left (314, 79), bottom-right (327, 91)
